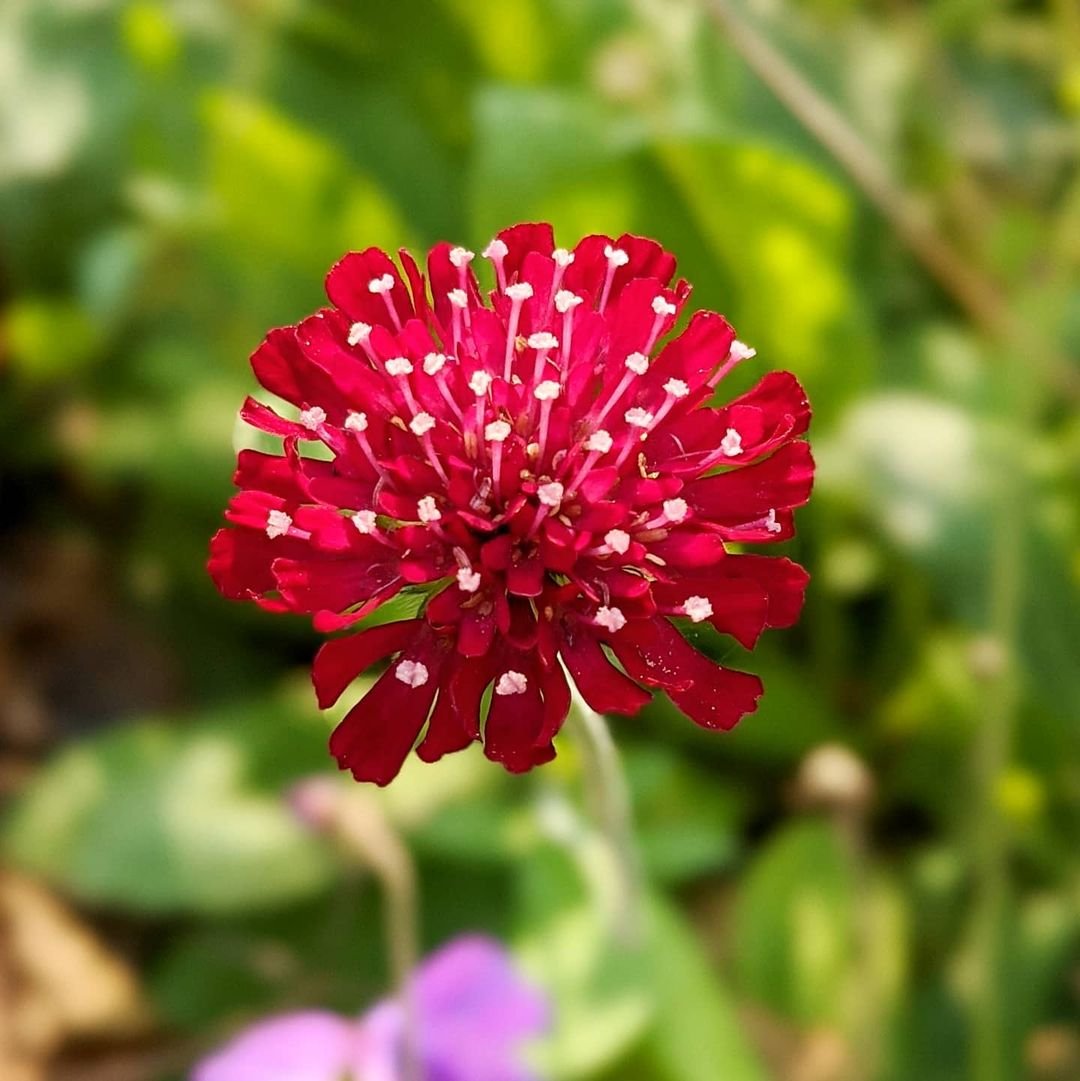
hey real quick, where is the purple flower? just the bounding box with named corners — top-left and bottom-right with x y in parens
top-left (192, 936), bottom-right (548, 1081)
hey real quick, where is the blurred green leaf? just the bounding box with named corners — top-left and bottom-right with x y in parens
top-left (2, 703), bottom-right (335, 914)
top-left (734, 819), bottom-right (855, 1024)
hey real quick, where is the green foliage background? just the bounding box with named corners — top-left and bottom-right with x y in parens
top-left (1, 1), bottom-right (1078, 1079)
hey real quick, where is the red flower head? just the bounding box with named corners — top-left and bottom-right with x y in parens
top-left (209, 224), bottom-right (813, 785)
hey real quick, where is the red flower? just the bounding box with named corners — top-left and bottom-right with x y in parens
top-left (209, 224), bottom-right (813, 785)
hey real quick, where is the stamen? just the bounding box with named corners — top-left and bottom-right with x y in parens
top-left (765, 508), bottom-right (782, 533)
top-left (651, 377), bottom-right (691, 429)
top-left (527, 331), bottom-right (559, 385)
top-left (449, 246), bottom-right (474, 268)
top-left (470, 370), bottom-right (493, 396)
top-left (448, 288), bottom-right (468, 346)
top-left (345, 411), bottom-right (368, 432)
top-left (409, 412), bottom-right (436, 436)
top-left (537, 481), bottom-right (564, 508)
top-left (552, 248), bottom-right (574, 267)
top-left (595, 354), bottom-right (647, 425)
top-left (483, 237), bottom-right (509, 291)
top-left (599, 244), bottom-right (629, 312)
top-left (423, 352), bottom-right (446, 375)
top-left (395, 659), bottom-right (430, 688)
top-left (352, 510), bottom-right (378, 534)
top-left (682, 596), bottom-right (713, 623)
top-left (457, 567), bottom-right (482, 593)
top-left (566, 429), bottom-right (612, 494)
top-left (594, 605), bottom-right (627, 633)
top-left (385, 357), bottom-right (414, 377)
top-left (503, 283), bottom-right (533, 382)
top-left (495, 670), bottom-right (528, 696)
top-left (605, 529), bottom-right (631, 555)
top-left (587, 430), bottom-right (613, 453)
top-left (417, 496), bottom-right (442, 523)
top-left (533, 380), bottom-right (561, 402)
top-left (555, 290), bottom-right (582, 377)
top-left (554, 290), bottom-right (582, 313)
top-left (720, 428), bottom-right (743, 456)
top-left (368, 273), bottom-right (402, 331)
top-left (299, 406), bottom-right (326, 431)
top-left (708, 338), bottom-right (757, 388)
top-left (645, 294), bottom-right (677, 352)
top-left (663, 498), bottom-right (689, 523)
top-left (347, 322), bottom-right (371, 347)
top-left (624, 407), bottom-right (654, 429)
top-left (486, 419), bottom-right (511, 492)
top-left (265, 510), bottom-right (292, 539)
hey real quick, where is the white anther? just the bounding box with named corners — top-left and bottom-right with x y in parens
top-left (449, 246), bottom-right (474, 268)
top-left (594, 605), bottom-right (627, 633)
top-left (347, 321), bottom-right (371, 346)
top-left (624, 407), bottom-right (654, 428)
top-left (345, 411), bottom-right (369, 432)
top-left (625, 351), bottom-right (649, 375)
top-left (552, 248), bottom-right (574, 267)
top-left (720, 428), bottom-right (743, 456)
top-left (495, 670), bottom-right (528, 696)
top-left (683, 596), bottom-right (714, 623)
top-left (456, 567), bottom-right (482, 593)
top-left (505, 282), bottom-right (534, 302)
top-left (605, 529), bottom-right (631, 555)
top-left (395, 659), bottom-right (429, 688)
top-left (604, 244), bottom-right (630, 267)
top-left (352, 510), bottom-right (378, 534)
top-left (417, 496), bottom-right (442, 523)
top-left (483, 238), bottom-right (508, 260)
top-left (554, 290), bottom-right (582, 313)
top-left (527, 331), bottom-right (559, 351)
top-left (663, 498), bottom-right (689, 524)
top-left (765, 508), bottom-right (782, 533)
top-left (469, 370), bottom-right (493, 396)
top-left (265, 510), bottom-right (292, 539)
top-left (663, 378), bottom-right (689, 399)
top-left (298, 406), bottom-right (326, 430)
top-left (410, 412), bottom-right (436, 436)
top-left (368, 273), bottom-right (395, 294)
top-left (729, 339), bottom-right (757, 362)
top-left (537, 481), bottom-right (564, 508)
top-left (448, 288), bottom-right (468, 308)
top-left (423, 352), bottom-right (447, 375)
top-left (533, 380), bottom-right (561, 402)
top-left (651, 295), bottom-right (677, 316)
top-left (385, 357), bottom-right (413, 377)
top-left (586, 430), bottom-right (614, 453)
top-left (485, 420), bottom-right (511, 443)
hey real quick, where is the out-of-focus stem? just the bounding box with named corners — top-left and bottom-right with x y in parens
top-left (706, 0), bottom-right (1079, 400)
top-left (970, 423), bottom-right (1023, 1081)
top-left (566, 691), bottom-right (644, 942)
top-left (298, 785), bottom-right (422, 1081)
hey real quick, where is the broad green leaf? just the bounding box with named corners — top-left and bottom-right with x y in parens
top-left (734, 819), bottom-right (855, 1024)
top-left (2, 705), bottom-right (335, 914)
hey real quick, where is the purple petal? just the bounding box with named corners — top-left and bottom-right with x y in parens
top-left (191, 1011), bottom-right (357, 1081)
top-left (352, 936), bottom-right (549, 1081)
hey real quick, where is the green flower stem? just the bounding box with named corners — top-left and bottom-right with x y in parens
top-left (332, 792), bottom-right (422, 1081)
top-left (566, 690), bottom-right (644, 942)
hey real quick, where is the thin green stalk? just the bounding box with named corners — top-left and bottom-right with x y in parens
top-left (969, 423), bottom-right (1024, 1081)
top-left (566, 690), bottom-right (644, 942)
